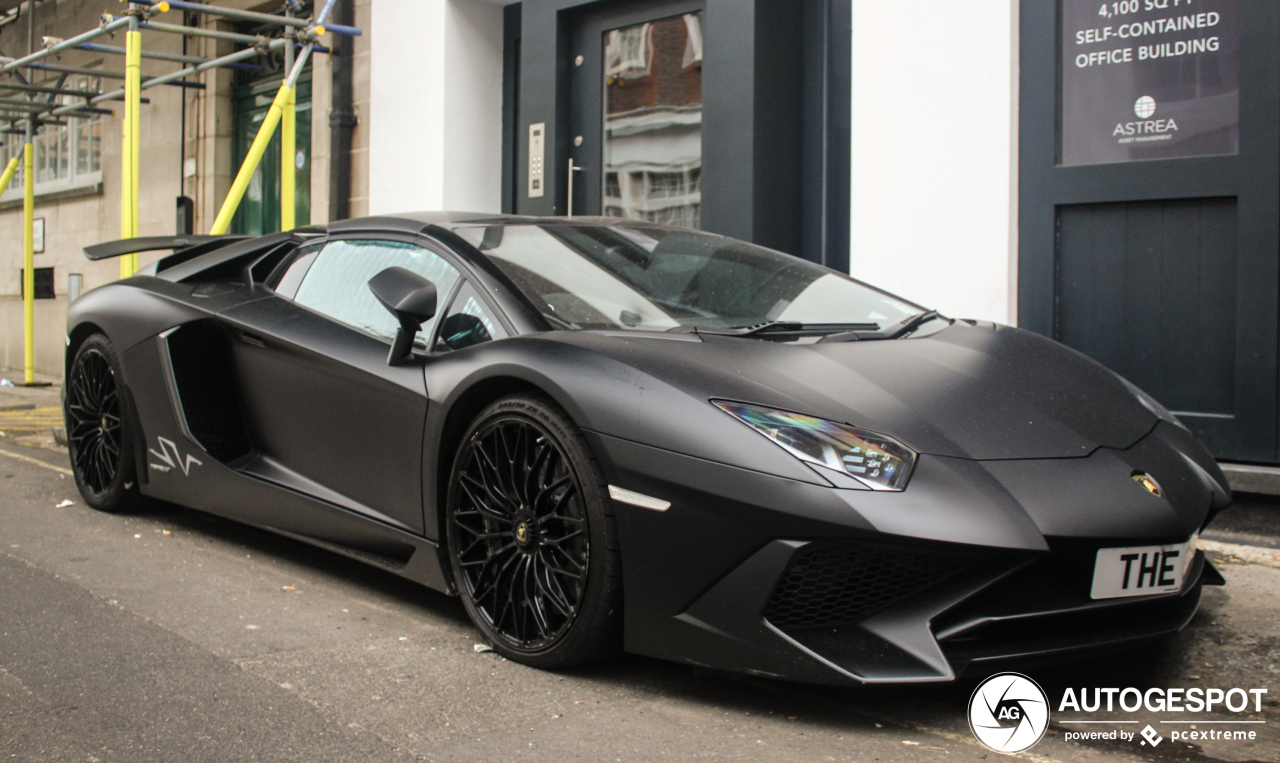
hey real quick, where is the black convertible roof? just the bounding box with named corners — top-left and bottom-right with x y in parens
top-left (326, 211), bottom-right (664, 234)
top-left (83, 212), bottom-right (665, 268)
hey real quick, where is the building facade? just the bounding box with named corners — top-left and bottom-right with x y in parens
top-left (0, 0), bottom-right (372, 377)
top-left (4, 0), bottom-right (1275, 471)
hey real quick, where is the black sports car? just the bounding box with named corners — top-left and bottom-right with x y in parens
top-left (65, 213), bottom-right (1230, 683)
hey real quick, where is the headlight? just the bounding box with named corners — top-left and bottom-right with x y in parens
top-left (713, 401), bottom-right (917, 491)
top-left (1117, 376), bottom-right (1188, 431)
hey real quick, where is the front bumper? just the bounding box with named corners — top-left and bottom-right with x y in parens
top-left (588, 420), bottom-right (1229, 685)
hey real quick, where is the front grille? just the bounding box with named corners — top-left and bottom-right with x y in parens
top-left (764, 541), bottom-right (976, 630)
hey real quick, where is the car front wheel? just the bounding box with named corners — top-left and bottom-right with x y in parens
top-left (446, 394), bottom-right (621, 668)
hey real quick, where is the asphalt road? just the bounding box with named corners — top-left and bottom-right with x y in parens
top-left (1, 396), bottom-right (1278, 761)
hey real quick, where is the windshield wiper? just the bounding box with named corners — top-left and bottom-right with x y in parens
top-left (671, 321), bottom-right (881, 337)
top-left (819, 310), bottom-right (942, 343)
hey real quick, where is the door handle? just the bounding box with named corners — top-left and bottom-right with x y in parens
top-left (238, 332), bottom-right (266, 348)
top-left (567, 158), bottom-right (582, 217)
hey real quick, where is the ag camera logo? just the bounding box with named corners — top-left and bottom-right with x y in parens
top-left (969, 673), bottom-right (1050, 754)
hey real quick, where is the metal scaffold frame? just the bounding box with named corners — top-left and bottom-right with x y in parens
top-left (1, 0), bottom-right (361, 384)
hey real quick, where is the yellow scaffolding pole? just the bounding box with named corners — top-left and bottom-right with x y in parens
top-left (209, 83), bottom-right (293, 235)
top-left (0, 156), bottom-right (18, 193)
top-left (281, 85), bottom-right (295, 231)
top-left (22, 142), bottom-right (33, 384)
top-left (119, 27), bottom-right (142, 276)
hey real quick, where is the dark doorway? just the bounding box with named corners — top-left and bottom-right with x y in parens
top-left (569, 2), bottom-right (704, 228)
top-left (232, 76), bottom-right (312, 236)
top-left (1019, 1), bottom-right (1279, 463)
top-left (505, 0), bottom-right (850, 271)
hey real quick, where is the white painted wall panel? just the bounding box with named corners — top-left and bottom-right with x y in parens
top-left (850, 1), bottom-right (1018, 323)
top-left (370, 0), bottom-right (503, 216)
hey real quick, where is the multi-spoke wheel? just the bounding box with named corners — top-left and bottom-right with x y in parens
top-left (65, 334), bottom-right (141, 513)
top-left (446, 394), bottom-right (621, 668)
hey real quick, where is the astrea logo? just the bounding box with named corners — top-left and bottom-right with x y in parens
top-left (969, 673), bottom-right (1050, 754)
top-left (1114, 94), bottom-right (1177, 140)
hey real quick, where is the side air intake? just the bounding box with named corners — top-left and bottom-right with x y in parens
top-left (164, 321), bottom-right (254, 463)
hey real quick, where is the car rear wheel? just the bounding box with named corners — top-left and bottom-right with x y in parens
top-left (446, 394), bottom-right (621, 668)
top-left (65, 334), bottom-right (142, 513)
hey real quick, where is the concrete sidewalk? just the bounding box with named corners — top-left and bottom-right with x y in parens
top-left (0, 374), bottom-right (65, 457)
top-left (0, 367), bottom-right (61, 410)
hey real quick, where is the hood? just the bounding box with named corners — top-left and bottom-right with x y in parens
top-left (565, 322), bottom-right (1157, 461)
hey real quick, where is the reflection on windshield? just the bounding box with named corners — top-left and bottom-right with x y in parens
top-left (453, 225), bottom-right (919, 332)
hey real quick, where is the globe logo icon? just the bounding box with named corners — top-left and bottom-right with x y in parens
top-left (1134, 95), bottom-right (1157, 118)
top-left (968, 673), bottom-right (1050, 754)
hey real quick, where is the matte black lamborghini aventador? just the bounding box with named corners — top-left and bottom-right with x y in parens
top-left (64, 213), bottom-right (1231, 683)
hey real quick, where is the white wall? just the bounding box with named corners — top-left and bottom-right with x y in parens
top-left (369, 0), bottom-right (504, 215)
top-left (850, 1), bottom-right (1019, 324)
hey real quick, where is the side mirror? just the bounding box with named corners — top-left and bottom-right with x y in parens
top-left (368, 266), bottom-right (437, 365)
top-left (438, 312), bottom-right (492, 351)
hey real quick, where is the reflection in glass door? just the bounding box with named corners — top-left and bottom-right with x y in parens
top-left (602, 13), bottom-right (702, 228)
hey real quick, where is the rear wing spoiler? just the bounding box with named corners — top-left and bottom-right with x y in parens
top-left (83, 235), bottom-right (249, 261)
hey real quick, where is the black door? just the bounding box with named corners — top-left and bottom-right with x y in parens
top-left (1019, 0), bottom-right (1279, 462)
top-left (508, 0), bottom-right (851, 269)
top-left (569, 0), bottom-right (705, 227)
top-left (219, 236), bottom-right (463, 533)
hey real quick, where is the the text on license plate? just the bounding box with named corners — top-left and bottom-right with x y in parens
top-left (1090, 540), bottom-right (1193, 600)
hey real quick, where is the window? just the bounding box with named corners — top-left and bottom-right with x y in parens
top-left (453, 224), bottom-right (919, 332)
top-left (436, 281), bottom-right (508, 351)
top-left (1, 76), bottom-right (103, 198)
top-left (292, 239), bottom-right (461, 348)
top-left (269, 244), bottom-right (323, 299)
top-left (18, 267), bottom-right (55, 299)
top-left (605, 23), bottom-right (652, 80)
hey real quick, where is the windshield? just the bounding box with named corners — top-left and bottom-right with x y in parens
top-left (453, 224), bottom-right (921, 332)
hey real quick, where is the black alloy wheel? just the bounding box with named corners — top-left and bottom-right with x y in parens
top-left (65, 334), bottom-right (141, 513)
top-left (447, 394), bottom-right (621, 668)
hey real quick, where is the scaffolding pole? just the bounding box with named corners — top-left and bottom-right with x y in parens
top-left (0, 155), bottom-right (18, 189)
top-left (21, 140), bottom-right (32, 383)
top-left (119, 18), bottom-right (141, 276)
top-left (0, 18), bottom-right (133, 77)
top-left (21, 61), bottom-right (205, 89)
top-left (150, 0), bottom-right (362, 38)
top-left (0, 153), bottom-right (21, 376)
top-left (21, 0), bottom-right (33, 385)
top-left (281, 25), bottom-right (295, 231)
top-left (76, 41), bottom-right (266, 72)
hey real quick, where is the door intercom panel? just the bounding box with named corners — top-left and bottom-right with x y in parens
top-left (528, 122), bottom-right (546, 198)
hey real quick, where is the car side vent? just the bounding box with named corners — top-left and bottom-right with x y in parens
top-left (764, 541), bottom-right (976, 630)
top-left (165, 321), bottom-right (254, 463)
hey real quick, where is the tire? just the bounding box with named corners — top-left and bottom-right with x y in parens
top-left (65, 334), bottom-right (143, 513)
top-left (446, 393), bottom-right (622, 668)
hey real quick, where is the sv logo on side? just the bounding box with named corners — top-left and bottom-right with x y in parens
top-left (149, 437), bottom-right (203, 476)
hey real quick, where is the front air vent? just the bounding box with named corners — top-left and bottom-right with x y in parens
top-left (764, 541), bottom-right (976, 630)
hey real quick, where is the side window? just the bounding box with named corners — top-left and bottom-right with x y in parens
top-left (436, 280), bottom-right (509, 351)
top-left (293, 239), bottom-right (462, 347)
top-left (270, 243), bottom-right (323, 300)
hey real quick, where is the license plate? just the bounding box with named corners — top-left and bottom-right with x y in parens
top-left (1090, 539), bottom-right (1194, 600)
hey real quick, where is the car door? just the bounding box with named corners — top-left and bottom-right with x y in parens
top-left (218, 234), bottom-right (463, 534)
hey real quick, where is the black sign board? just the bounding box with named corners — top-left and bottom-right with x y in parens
top-left (1060, 0), bottom-right (1238, 166)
